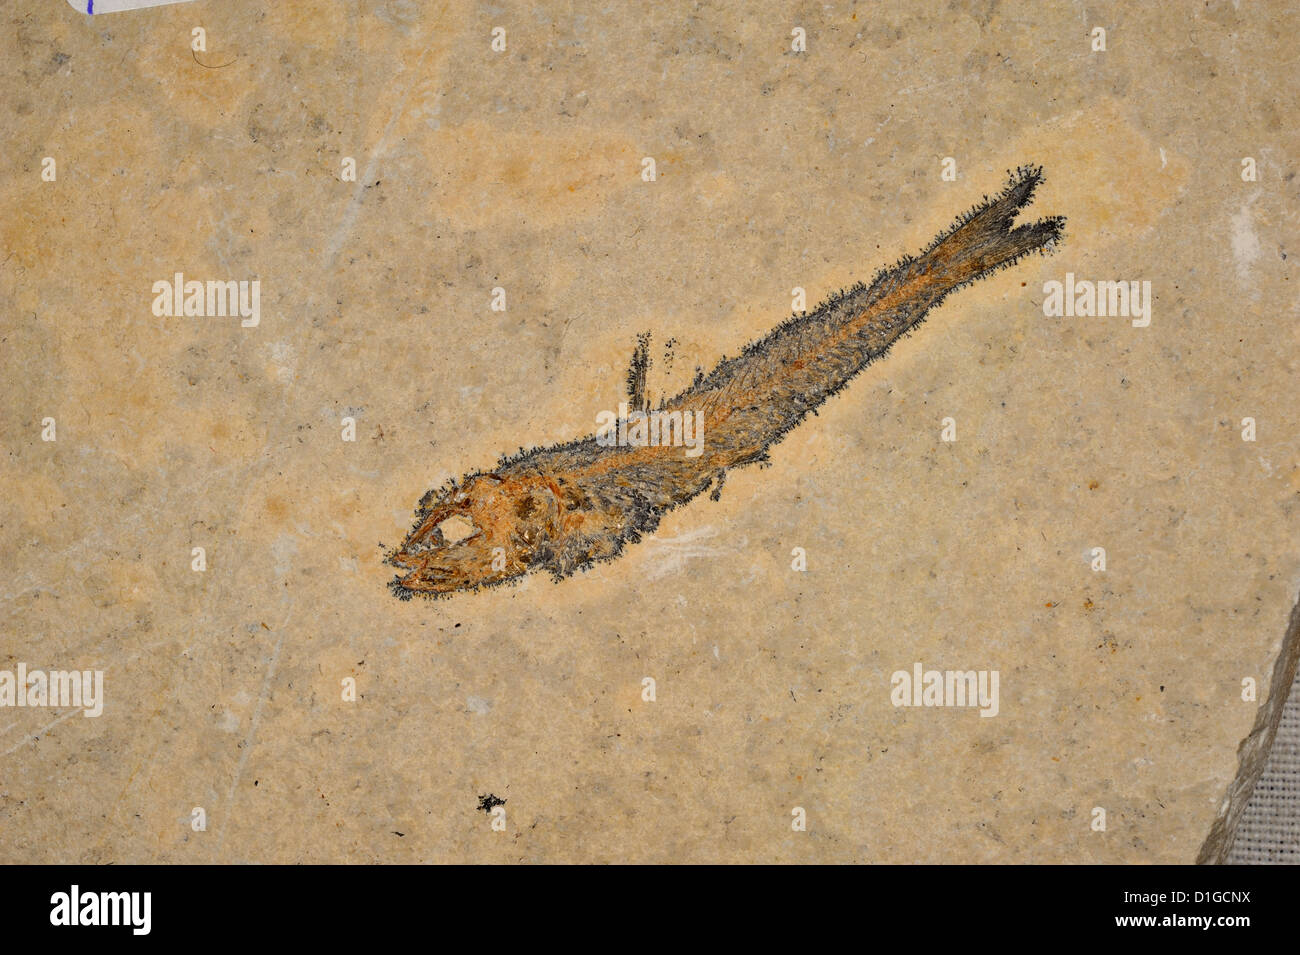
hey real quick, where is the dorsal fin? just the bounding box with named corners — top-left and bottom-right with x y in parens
top-left (625, 331), bottom-right (652, 412)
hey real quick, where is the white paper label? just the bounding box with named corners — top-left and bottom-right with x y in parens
top-left (68, 0), bottom-right (199, 15)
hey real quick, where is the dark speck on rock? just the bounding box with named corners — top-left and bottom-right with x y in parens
top-left (477, 793), bottom-right (506, 813)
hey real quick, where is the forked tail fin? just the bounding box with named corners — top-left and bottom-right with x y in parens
top-left (919, 165), bottom-right (1065, 296)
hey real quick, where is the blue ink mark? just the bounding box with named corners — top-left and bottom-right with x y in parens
top-left (87, 1), bottom-right (94, 14)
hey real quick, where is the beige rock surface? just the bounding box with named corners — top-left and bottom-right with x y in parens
top-left (1, 0), bottom-right (1296, 863)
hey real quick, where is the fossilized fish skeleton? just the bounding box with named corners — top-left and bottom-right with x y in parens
top-left (389, 165), bottom-right (1064, 598)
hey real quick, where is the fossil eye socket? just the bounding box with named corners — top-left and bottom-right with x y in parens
top-left (434, 514), bottom-right (477, 545)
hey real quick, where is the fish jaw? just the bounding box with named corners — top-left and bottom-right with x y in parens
top-left (387, 471), bottom-right (566, 598)
top-left (387, 540), bottom-right (527, 597)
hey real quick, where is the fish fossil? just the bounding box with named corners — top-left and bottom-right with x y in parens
top-left (389, 165), bottom-right (1064, 599)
